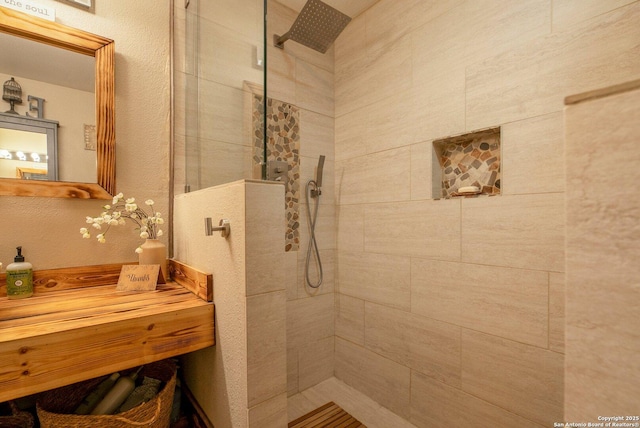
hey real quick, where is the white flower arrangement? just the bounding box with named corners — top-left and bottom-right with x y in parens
top-left (80, 193), bottom-right (164, 253)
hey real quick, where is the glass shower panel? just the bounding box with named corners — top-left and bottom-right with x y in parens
top-left (174, 0), bottom-right (266, 194)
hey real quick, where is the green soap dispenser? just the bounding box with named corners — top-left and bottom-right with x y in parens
top-left (6, 247), bottom-right (33, 299)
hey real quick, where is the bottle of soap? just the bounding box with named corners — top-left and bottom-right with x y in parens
top-left (91, 367), bottom-right (142, 415)
top-left (74, 372), bottom-right (121, 415)
top-left (6, 247), bottom-right (33, 299)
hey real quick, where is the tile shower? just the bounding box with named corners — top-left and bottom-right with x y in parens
top-left (173, 0), bottom-right (640, 426)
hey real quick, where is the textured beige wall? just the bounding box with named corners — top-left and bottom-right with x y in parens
top-left (175, 180), bottom-right (287, 428)
top-left (565, 84), bottom-right (640, 420)
top-left (334, 1), bottom-right (640, 426)
top-left (175, 181), bottom-right (249, 428)
top-left (0, 0), bottom-right (171, 270)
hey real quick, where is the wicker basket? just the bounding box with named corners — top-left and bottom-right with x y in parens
top-left (37, 359), bottom-right (176, 428)
top-left (0, 401), bottom-right (34, 428)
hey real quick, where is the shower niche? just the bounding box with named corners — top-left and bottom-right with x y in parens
top-left (432, 127), bottom-right (501, 199)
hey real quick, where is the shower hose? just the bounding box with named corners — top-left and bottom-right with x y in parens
top-left (305, 179), bottom-right (323, 288)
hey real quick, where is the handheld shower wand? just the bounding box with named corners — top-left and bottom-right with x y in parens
top-left (305, 155), bottom-right (325, 288)
top-left (311, 155), bottom-right (325, 197)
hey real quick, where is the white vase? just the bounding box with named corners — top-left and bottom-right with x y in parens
top-left (138, 238), bottom-right (167, 282)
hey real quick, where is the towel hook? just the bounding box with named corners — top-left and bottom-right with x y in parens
top-left (205, 218), bottom-right (230, 238)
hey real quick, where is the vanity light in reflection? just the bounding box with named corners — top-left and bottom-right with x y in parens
top-left (0, 148), bottom-right (47, 163)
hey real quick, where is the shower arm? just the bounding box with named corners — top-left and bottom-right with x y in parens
top-left (273, 32), bottom-right (291, 50)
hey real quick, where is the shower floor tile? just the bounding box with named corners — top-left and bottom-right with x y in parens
top-left (288, 377), bottom-right (418, 428)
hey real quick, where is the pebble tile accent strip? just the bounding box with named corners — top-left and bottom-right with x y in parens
top-left (253, 95), bottom-right (301, 251)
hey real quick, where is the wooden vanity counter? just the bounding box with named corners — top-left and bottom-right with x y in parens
top-left (0, 260), bottom-right (214, 403)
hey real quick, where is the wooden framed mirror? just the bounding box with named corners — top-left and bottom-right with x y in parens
top-left (0, 7), bottom-right (115, 199)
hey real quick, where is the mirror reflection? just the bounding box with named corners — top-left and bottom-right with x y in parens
top-left (0, 6), bottom-right (115, 199)
top-left (0, 32), bottom-right (96, 183)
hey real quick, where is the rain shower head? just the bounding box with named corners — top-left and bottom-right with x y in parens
top-left (274, 0), bottom-right (351, 54)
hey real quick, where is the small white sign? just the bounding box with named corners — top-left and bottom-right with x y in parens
top-left (2, 0), bottom-right (56, 21)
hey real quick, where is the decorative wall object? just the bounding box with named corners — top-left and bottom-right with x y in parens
top-left (433, 127), bottom-right (501, 198)
top-left (54, 0), bottom-right (94, 13)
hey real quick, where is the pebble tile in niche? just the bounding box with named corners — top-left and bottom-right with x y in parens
top-left (433, 127), bottom-right (501, 199)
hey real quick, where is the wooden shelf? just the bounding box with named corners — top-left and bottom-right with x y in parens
top-left (0, 260), bottom-right (214, 402)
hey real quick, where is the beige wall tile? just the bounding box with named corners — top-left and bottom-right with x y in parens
top-left (549, 272), bottom-right (565, 353)
top-left (335, 34), bottom-right (412, 118)
top-left (464, 0), bottom-right (551, 67)
top-left (365, 90), bottom-right (416, 154)
top-left (296, 60), bottom-right (334, 117)
top-left (466, 2), bottom-right (640, 130)
top-left (461, 193), bottom-right (565, 272)
top-left (336, 147), bottom-right (411, 205)
top-left (410, 141), bottom-right (433, 201)
top-left (337, 204), bottom-right (364, 253)
top-left (287, 347), bottom-right (299, 396)
top-left (247, 291), bottom-right (287, 407)
top-left (335, 293), bottom-right (365, 345)
top-left (284, 251), bottom-right (299, 301)
top-left (411, 6), bottom-right (467, 141)
top-left (413, 72), bottom-right (467, 143)
top-left (461, 330), bottom-right (564, 426)
top-left (335, 338), bottom-right (411, 419)
top-left (365, 302), bottom-right (461, 387)
top-left (565, 87), bottom-right (640, 419)
top-left (247, 252), bottom-right (288, 296)
top-left (201, 0), bottom-right (261, 41)
top-left (412, 5), bottom-right (466, 88)
top-left (287, 293), bottom-right (335, 349)
top-left (298, 202), bottom-right (336, 253)
top-left (501, 111), bottom-right (565, 195)
top-left (245, 182), bottom-right (286, 295)
top-left (296, 249), bottom-right (334, 298)
top-left (198, 140), bottom-right (252, 188)
top-left (411, 371), bottom-right (545, 428)
top-left (198, 19), bottom-right (263, 91)
top-left (173, 71), bottom-right (198, 139)
top-left (298, 336), bottom-right (334, 391)
top-left (334, 14), bottom-right (367, 92)
top-left (299, 109), bottom-right (334, 162)
top-left (552, 0), bottom-right (637, 30)
top-left (248, 393), bottom-right (288, 428)
top-left (266, 44), bottom-right (296, 103)
top-left (337, 251), bottom-right (411, 310)
top-left (364, 200), bottom-right (461, 260)
top-left (199, 80), bottom-right (246, 145)
top-left (335, 107), bottom-right (368, 161)
top-left (412, 259), bottom-right (549, 347)
top-left (366, 0), bottom-right (463, 54)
